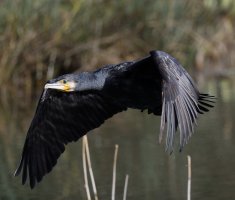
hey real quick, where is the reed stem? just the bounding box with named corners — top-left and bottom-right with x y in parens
top-left (123, 174), bottom-right (129, 200)
top-left (82, 136), bottom-right (91, 200)
top-left (112, 145), bottom-right (119, 200)
top-left (187, 155), bottom-right (191, 200)
top-left (84, 135), bottom-right (99, 200)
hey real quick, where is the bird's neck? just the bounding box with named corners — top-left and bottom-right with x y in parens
top-left (77, 72), bottom-right (107, 91)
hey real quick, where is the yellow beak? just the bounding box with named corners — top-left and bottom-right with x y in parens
top-left (44, 82), bottom-right (75, 92)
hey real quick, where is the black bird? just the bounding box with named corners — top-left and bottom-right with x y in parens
top-left (14, 50), bottom-right (214, 188)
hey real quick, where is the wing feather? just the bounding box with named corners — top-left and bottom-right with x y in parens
top-left (15, 89), bottom-right (126, 188)
top-left (151, 51), bottom-right (214, 151)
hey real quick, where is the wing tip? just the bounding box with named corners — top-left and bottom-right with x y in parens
top-left (30, 180), bottom-right (36, 189)
top-left (14, 168), bottom-right (20, 177)
top-left (14, 158), bottom-right (23, 177)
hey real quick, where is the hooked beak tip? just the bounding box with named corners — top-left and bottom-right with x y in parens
top-left (44, 82), bottom-right (75, 92)
top-left (44, 83), bottom-right (65, 90)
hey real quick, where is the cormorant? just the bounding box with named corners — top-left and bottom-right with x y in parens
top-left (14, 50), bottom-right (214, 188)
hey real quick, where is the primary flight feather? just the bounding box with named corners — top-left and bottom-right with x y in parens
top-left (14, 50), bottom-right (214, 188)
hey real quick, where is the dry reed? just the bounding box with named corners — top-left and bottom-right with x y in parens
top-left (82, 137), bottom-right (91, 200)
top-left (111, 145), bottom-right (119, 200)
top-left (123, 174), bottom-right (129, 200)
top-left (82, 137), bottom-right (129, 199)
top-left (82, 135), bottom-right (98, 200)
top-left (187, 155), bottom-right (191, 200)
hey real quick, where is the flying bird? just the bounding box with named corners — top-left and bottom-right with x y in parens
top-left (14, 50), bottom-right (214, 188)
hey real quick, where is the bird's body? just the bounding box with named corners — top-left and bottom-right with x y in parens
top-left (15, 50), bottom-right (214, 188)
top-left (102, 60), bottom-right (162, 112)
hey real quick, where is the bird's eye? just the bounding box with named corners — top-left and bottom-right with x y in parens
top-left (62, 80), bottom-right (67, 84)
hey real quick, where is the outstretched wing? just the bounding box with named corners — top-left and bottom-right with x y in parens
top-left (14, 89), bottom-right (126, 188)
top-left (150, 51), bottom-right (215, 152)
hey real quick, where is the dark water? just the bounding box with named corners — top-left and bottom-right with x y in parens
top-left (0, 87), bottom-right (235, 200)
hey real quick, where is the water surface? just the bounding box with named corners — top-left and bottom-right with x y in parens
top-left (0, 89), bottom-right (234, 200)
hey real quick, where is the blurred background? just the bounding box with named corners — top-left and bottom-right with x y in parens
top-left (0, 0), bottom-right (235, 199)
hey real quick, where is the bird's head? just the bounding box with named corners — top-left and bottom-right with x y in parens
top-left (44, 74), bottom-right (77, 92)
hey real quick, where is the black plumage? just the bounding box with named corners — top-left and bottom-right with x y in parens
top-left (14, 50), bottom-right (214, 188)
